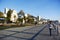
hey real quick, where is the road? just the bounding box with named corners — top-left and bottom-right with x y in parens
top-left (0, 24), bottom-right (60, 40)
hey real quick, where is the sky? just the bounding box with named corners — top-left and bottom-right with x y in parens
top-left (0, 0), bottom-right (60, 20)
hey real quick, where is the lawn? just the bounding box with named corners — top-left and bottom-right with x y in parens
top-left (0, 23), bottom-right (35, 30)
top-left (0, 25), bottom-right (20, 30)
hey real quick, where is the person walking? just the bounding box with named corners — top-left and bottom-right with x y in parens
top-left (48, 21), bottom-right (53, 36)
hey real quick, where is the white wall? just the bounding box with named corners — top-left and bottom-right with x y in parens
top-left (10, 10), bottom-right (18, 22)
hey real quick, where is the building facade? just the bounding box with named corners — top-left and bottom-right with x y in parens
top-left (4, 8), bottom-right (18, 22)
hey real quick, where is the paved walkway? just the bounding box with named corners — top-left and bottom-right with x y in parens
top-left (0, 24), bottom-right (60, 40)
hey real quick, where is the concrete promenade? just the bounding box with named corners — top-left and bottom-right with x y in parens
top-left (0, 24), bottom-right (60, 40)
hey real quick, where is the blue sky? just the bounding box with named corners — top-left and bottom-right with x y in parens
top-left (0, 0), bottom-right (60, 20)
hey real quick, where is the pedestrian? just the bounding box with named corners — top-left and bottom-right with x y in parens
top-left (48, 21), bottom-right (53, 36)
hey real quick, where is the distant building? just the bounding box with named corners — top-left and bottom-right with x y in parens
top-left (39, 16), bottom-right (42, 20)
top-left (4, 8), bottom-right (9, 17)
top-left (4, 8), bottom-right (9, 14)
top-left (58, 20), bottom-right (60, 23)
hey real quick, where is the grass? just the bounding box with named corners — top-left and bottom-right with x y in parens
top-left (0, 26), bottom-right (10, 30)
top-left (0, 25), bottom-right (27, 30)
top-left (0, 23), bottom-right (35, 30)
top-left (0, 25), bottom-right (20, 30)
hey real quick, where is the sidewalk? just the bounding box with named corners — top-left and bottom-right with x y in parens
top-left (34, 26), bottom-right (60, 40)
top-left (0, 24), bottom-right (60, 40)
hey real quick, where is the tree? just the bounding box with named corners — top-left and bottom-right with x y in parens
top-left (0, 11), bottom-right (4, 18)
top-left (7, 9), bottom-right (12, 22)
top-left (0, 11), bottom-right (5, 23)
top-left (17, 18), bottom-right (23, 22)
top-left (18, 10), bottom-right (25, 24)
top-left (18, 10), bottom-right (25, 16)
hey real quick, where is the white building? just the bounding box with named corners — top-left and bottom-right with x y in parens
top-left (25, 14), bottom-right (28, 18)
top-left (4, 8), bottom-right (18, 22)
top-left (10, 10), bottom-right (18, 22)
top-left (39, 16), bottom-right (42, 21)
